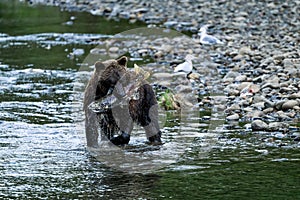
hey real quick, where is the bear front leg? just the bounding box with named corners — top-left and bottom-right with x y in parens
top-left (110, 122), bottom-right (133, 145)
top-left (85, 111), bottom-right (99, 148)
top-left (110, 107), bottom-right (134, 145)
top-left (143, 104), bottom-right (162, 145)
top-left (144, 124), bottom-right (162, 145)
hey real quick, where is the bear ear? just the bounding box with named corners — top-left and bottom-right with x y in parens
top-left (95, 61), bottom-right (105, 72)
top-left (117, 56), bottom-right (128, 67)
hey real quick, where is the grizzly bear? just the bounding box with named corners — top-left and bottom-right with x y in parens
top-left (83, 56), bottom-right (162, 147)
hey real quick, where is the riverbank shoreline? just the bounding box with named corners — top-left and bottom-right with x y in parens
top-left (26, 0), bottom-right (300, 135)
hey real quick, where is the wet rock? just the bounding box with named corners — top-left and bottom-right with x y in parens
top-left (251, 120), bottom-right (268, 131)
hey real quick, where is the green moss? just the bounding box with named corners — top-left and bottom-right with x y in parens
top-left (158, 89), bottom-right (179, 111)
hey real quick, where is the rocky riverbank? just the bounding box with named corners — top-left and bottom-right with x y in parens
top-left (26, 0), bottom-right (300, 137)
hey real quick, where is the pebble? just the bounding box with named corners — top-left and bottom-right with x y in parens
top-left (225, 104), bottom-right (241, 112)
top-left (235, 75), bottom-right (247, 82)
top-left (152, 73), bottom-right (173, 80)
top-left (246, 110), bottom-right (264, 119)
top-left (289, 92), bottom-right (300, 99)
top-left (274, 133), bottom-right (285, 139)
top-left (226, 113), bottom-right (240, 121)
top-left (108, 47), bottom-right (119, 53)
top-left (268, 122), bottom-right (288, 132)
top-left (71, 48), bottom-right (85, 56)
top-left (154, 51), bottom-right (164, 58)
top-left (252, 102), bottom-right (265, 110)
top-left (263, 107), bottom-right (273, 114)
top-left (174, 85), bottom-right (193, 93)
top-left (90, 48), bottom-right (107, 54)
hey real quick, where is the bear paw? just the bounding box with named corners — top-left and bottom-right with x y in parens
top-left (110, 132), bottom-right (130, 145)
top-left (148, 131), bottom-right (162, 145)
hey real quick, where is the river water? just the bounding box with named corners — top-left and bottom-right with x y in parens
top-left (0, 1), bottom-right (299, 199)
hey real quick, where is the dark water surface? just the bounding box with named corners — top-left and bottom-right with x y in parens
top-left (0, 1), bottom-right (299, 199)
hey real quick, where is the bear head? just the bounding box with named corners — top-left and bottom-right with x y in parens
top-left (83, 56), bottom-right (128, 112)
top-left (94, 56), bottom-right (128, 100)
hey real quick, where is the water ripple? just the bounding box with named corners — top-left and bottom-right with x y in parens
top-left (0, 33), bottom-right (111, 46)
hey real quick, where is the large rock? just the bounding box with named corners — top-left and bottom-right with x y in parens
top-left (282, 100), bottom-right (299, 110)
top-left (251, 120), bottom-right (268, 131)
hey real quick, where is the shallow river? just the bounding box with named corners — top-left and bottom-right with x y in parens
top-left (0, 1), bottom-right (299, 199)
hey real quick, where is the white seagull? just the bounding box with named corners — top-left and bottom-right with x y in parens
top-left (198, 25), bottom-right (223, 45)
top-left (174, 54), bottom-right (195, 73)
top-left (174, 54), bottom-right (200, 84)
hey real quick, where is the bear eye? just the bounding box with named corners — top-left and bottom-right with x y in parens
top-left (132, 90), bottom-right (140, 100)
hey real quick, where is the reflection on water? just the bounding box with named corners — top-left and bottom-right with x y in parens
top-left (0, 0), bottom-right (299, 199)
